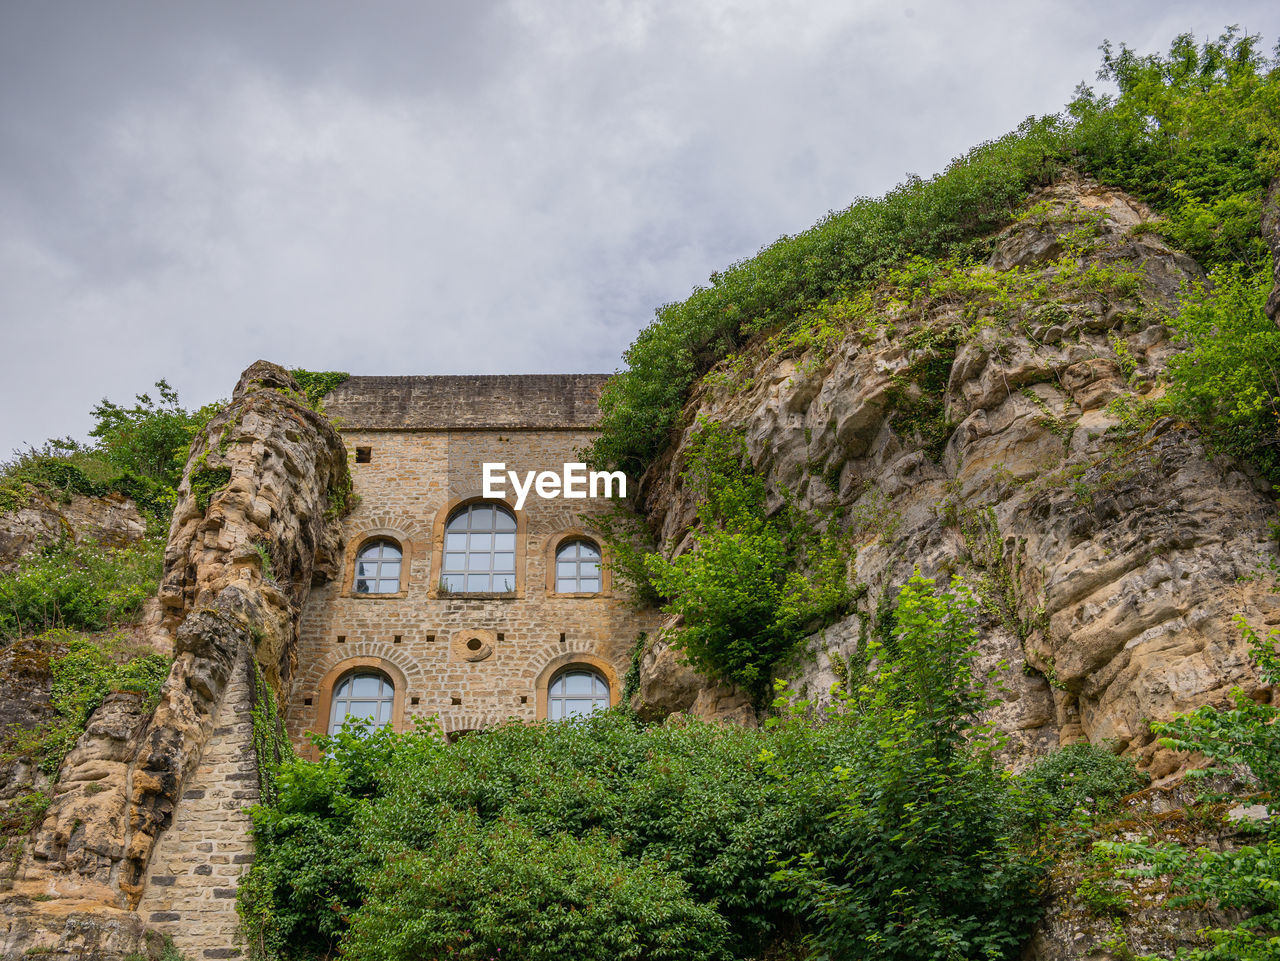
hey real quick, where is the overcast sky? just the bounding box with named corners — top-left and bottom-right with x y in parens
top-left (2, 2), bottom-right (1277, 455)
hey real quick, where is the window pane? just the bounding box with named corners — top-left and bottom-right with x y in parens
top-left (356, 561), bottom-right (374, 576)
top-left (441, 574), bottom-right (465, 591)
top-left (563, 673), bottom-right (594, 695)
top-left (494, 532), bottom-right (516, 550)
top-left (564, 699), bottom-right (596, 716)
top-left (379, 562), bottom-right (401, 578)
top-left (496, 576), bottom-right (514, 592)
top-left (580, 562), bottom-right (599, 576)
top-left (469, 533), bottom-right (492, 551)
top-left (446, 513), bottom-right (468, 532)
top-left (469, 553), bottom-right (491, 571)
top-left (334, 678), bottom-right (352, 698)
top-left (470, 506), bottom-right (492, 530)
top-left (348, 701), bottom-right (378, 721)
top-left (467, 573), bottom-right (491, 592)
top-left (556, 576), bottom-right (573, 592)
top-left (351, 675), bottom-right (382, 696)
top-left (493, 552), bottom-right (514, 571)
top-left (580, 544), bottom-right (600, 560)
top-left (355, 579), bottom-right (371, 593)
top-left (494, 509), bottom-right (516, 531)
top-left (557, 562), bottom-right (578, 578)
top-left (381, 545), bottom-right (401, 560)
top-left (579, 579), bottom-right (599, 593)
top-left (444, 552), bottom-right (466, 570)
top-left (378, 702), bottom-right (392, 724)
top-left (446, 533), bottom-right (468, 551)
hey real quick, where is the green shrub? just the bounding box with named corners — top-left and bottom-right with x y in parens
top-left (1018, 741), bottom-right (1148, 823)
top-left (89, 379), bottom-right (222, 491)
top-left (345, 814), bottom-right (730, 961)
top-left (1160, 264), bottom-right (1280, 487)
top-left (643, 422), bottom-right (851, 695)
top-left (0, 537), bottom-right (164, 641)
top-left (287, 369), bottom-right (350, 410)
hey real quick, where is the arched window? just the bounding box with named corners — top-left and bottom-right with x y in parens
top-left (555, 539), bottom-right (601, 593)
top-left (354, 540), bottom-right (402, 594)
top-left (548, 668), bottom-right (610, 720)
top-left (441, 503), bottom-right (517, 593)
top-left (328, 671), bottom-right (395, 734)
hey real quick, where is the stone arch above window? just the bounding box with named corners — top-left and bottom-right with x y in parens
top-left (534, 652), bottom-right (621, 720)
top-left (341, 526), bottom-right (416, 598)
top-left (308, 656), bottom-right (409, 757)
top-left (544, 528), bottom-right (611, 597)
top-left (432, 498), bottom-right (525, 597)
top-left (328, 669), bottom-right (395, 734)
top-left (353, 539), bottom-right (402, 595)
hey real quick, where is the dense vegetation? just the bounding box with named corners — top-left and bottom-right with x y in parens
top-left (586, 29), bottom-right (1280, 483)
top-left (241, 575), bottom-right (1147, 961)
top-left (642, 421), bottom-right (853, 695)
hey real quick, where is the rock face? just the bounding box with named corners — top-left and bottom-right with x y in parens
top-left (0, 362), bottom-right (350, 960)
top-left (633, 178), bottom-right (1280, 776)
top-left (0, 492), bottom-right (146, 572)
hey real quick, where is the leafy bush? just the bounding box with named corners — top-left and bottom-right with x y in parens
top-left (241, 574), bottom-right (1042, 961)
top-left (1018, 741), bottom-right (1148, 823)
top-left (587, 28), bottom-right (1280, 481)
top-left (345, 814), bottom-right (730, 961)
top-left (89, 379), bottom-right (221, 491)
top-left (643, 422), bottom-right (852, 695)
top-left (1160, 264), bottom-right (1280, 487)
top-left (0, 537), bottom-right (164, 641)
top-left (287, 369), bottom-right (350, 410)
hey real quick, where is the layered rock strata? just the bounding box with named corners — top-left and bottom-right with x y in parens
top-left (633, 178), bottom-right (1280, 777)
top-left (0, 362), bottom-right (349, 960)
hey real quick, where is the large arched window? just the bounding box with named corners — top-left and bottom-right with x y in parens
top-left (555, 539), bottom-right (601, 594)
top-left (547, 668), bottom-right (610, 720)
top-left (354, 539), bottom-right (402, 594)
top-left (328, 671), bottom-right (395, 734)
top-left (441, 503), bottom-right (517, 593)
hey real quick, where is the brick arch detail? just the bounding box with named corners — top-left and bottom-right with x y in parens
top-left (341, 516), bottom-right (428, 597)
top-left (527, 648), bottom-right (624, 720)
top-left (428, 494), bottom-right (528, 599)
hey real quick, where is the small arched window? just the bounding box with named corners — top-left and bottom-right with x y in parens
top-left (548, 668), bottom-right (610, 720)
top-left (354, 540), bottom-right (402, 594)
top-left (328, 671), bottom-right (395, 734)
top-left (555, 539), bottom-right (601, 594)
top-left (441, 503), bottom-right (517, 593)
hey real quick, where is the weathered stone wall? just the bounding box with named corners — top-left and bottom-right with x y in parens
top-left (291, 422), bottom-right (661, 743)
top-left (138, 648), bottom-right (258, 960)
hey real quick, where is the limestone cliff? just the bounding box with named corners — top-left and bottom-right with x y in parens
top-left (632, 178), bottom-right (1280, 779)
top-left (0, 363), bottom-right (350, 961)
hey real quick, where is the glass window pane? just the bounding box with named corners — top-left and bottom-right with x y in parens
top-left (493, 553), bottom-right (514, 571)
top-left (441, 574), bottom-right (465, 591)
top-left (563, 673), bottom-right (594, 695)
top-left (378, 579), bottom-right (399, 593)
top-left (356, 561), bottom-right (373, 576)
top-left (580, 562), bottom-right (599, 576)
top-left (351, 676), bottom-right (382, 696)
top-left (467, 573), bottom-right (490, 592)
top-left (469, 553), bottom-right (491, 571)
top-left (334, 678), bottom-right (352, 698)
top-left (495, 576), bottom-right (514, 592)
top-left (355, 579), bottom-right (371, 593)
top-left (381, 545), bottom-right (401, 560)
top-left (494, 532), bottom-right (516, 550)
top-left (580, 544), bottom-right (600, 560)
top-left (564, 699), bottom-right (596, 716)
top-left (469, 533), bottom-right (492, 551)
top-left (348, 701), bottom-right (378, 721)
top-left (578, 579), bottom-right (599, 593)
top-left (379, 562), bottom-right (401, 578)
top-left (494, 509), bottom-right (516, 531)
top-left (446, 513), bottom-right (467, 532)
top-left (446, 533), bottom-right (468, 551)
top-left (557, 562), bottom-right (578, 578)
top-left (556, 577), bottom-right (572, 592)
top-left (378, 702), bottom-right (392, 724)
top-left (470, 506), bottom-right (492, 530)
top-left (444, 553), bottom-right (466, 570)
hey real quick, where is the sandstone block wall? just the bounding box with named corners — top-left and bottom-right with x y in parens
top-left (291, 419), bottom-right (661, 743)
top-left (138, 649), bottom-right (258, 960)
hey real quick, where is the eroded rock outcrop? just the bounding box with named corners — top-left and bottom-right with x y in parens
top-left (634, 178), bottom-right (1280, 776)
top-left (0, 493), bottom-right (146, 573)
top-left (0, 362), bottom-right (350, 960)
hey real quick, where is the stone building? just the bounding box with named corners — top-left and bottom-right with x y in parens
top-left (287, 374), bottom-right (660, 750)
